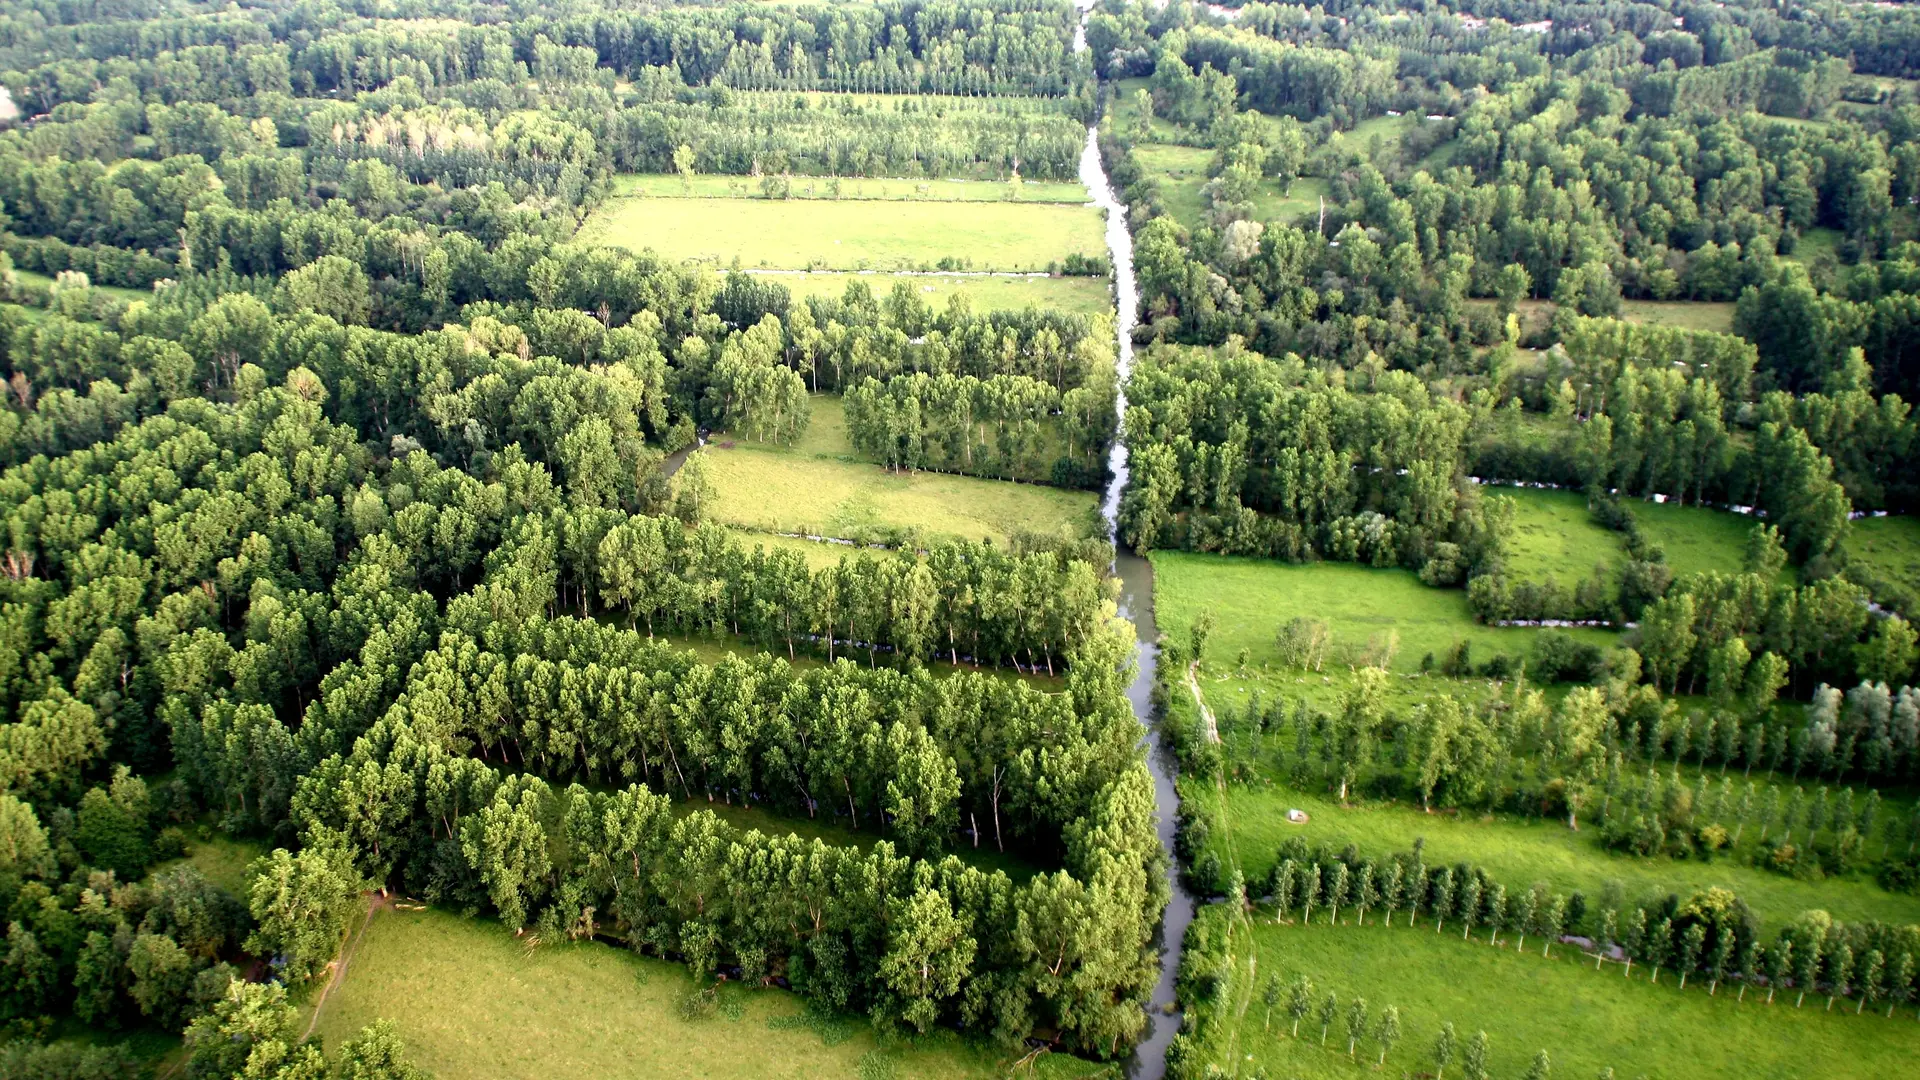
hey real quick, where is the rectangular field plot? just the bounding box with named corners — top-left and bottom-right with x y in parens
top-left (702, 439), bottom-right (1098, 546)
top-left (769, 270), bottom-right (1113, 317)
top-left (1149, 551), bottom-right (1616, 676)
top-left (1211, 781), bottom-right (1920, 930)
top-left (1846, 513), bottom-right (1920, 611)
top-left (1499, 487), bottom-right (1756, 584)
top-left (609, 173), bottom-right (1089, 203)
top-left (312, 907), bottom-right (1102, 1080)
top-left (1218, 917), bottom-right (1920, 1080)
top-left (578, 197), bottom-right (1105, 272)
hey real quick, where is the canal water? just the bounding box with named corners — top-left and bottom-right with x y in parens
top-left (1074, 9), bottom-right (1194, 1074)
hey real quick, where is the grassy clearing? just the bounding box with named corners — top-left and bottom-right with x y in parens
top-left (10, 268), bottom-right (151, 303)
top-left (721, 527), bottom-right (852, 571)
top-left (608, 173), bottom-right (1088, 203)
top-left (1846, 514), bottom-right (1920, 603)
top-left (1499, 488), bottom-right (1621, 587)
top-left (1617, 299), bottom-right (1738, 333)
top-left (1337, 113), bottom-right (1420, 163)
top-left (701, 395), bottom-right (1098, 545)
top-left (1129, 144), bottom-right (1323, 231)
top-left (1148, 551), bottom-right (1616, 677)
top-left (702, 439), bottom-right (1098, 545)
top-left (771, 270), bottom-right (1113, 317)
top-left (151, 833), bottom-right (267, 895)
top-left (1216, 916), bottom-right (1920, 1080)
top-left (1476, 298), bottom-right (1736, 338)
top-left (578, 197), bottom-right (1105, 272)
top-left (311, 907), bottom-right (1108, 1080)
top-left (1500, 487), bottom-right (1756, 584)
top-left (1631, 498), bottom-right (1760, 579)
top-left (1787, 226), bottom-right (1844, 264)
top-left (1209, 780), bottom-right (1920, 929)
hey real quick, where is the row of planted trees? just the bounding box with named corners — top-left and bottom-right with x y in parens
top-left (1250, 841), bottom-right (1920, 1015)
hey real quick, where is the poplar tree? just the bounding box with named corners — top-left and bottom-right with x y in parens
top-left (1433, 1022), bottom-right (1457, 1080)
top-left (1463, 1030), bottom-right (1491, 1080)
top-left (1287, 975), bottom-right (1314, 1036)
top-left (1376, 1004), bottom-right (1401, 1066)
top-left (1346, 996), bottom-right (1370, 1057)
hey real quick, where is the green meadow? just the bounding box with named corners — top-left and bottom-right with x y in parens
top-left (311, 907), bottom-right (1109, 1080)
top-left (1206, 911), bottom-right (1920, 1080)
top-left (578, 196), bottom-right (1105, 272)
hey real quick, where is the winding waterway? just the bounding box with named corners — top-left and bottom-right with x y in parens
top-left (1074, 9), bottom-right (1194, 1074)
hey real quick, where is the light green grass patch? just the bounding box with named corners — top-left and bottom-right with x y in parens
top-left (578, 197), bottom-right (1105, 272)
top-left (1846, 514), bottom-right (1920, 604)
top-left (1217, 915), bottom-right (1920, 1080)
top-left (1213, 781), bottom-right (1920, 929)
top-left (608, 173), bottom-right (1088, 203)
top-left (1617, 299), bottom-right (1738, 333)
top-left (1339, 113), bottom-right (1419, 160)
top-left (11, 268), bottom-right (150, 303)
top-left (1499, 488), bottom-right (1621, 588)
top-left (1632, 498), bottom-right (1760, 580)
top-left (702, 440), bottom-right (1099, 546)
top-left (151, 833), bottom-right (266, 896)
top-left (1499, 487), bottom-right (1755, 584)
top-left (1473, 298), bottom-right (1735, 337)
top-left (312, 907), bottom-right (1104, 1080)
top-left (773, 270), bottom-right (1113, 317)
top-left (1130, 144), bottom-right (1323, 231)
top-left (1148, 551), bottom-right (1616, 676)
top-left (1787, 226), bottom-right (1843, 264)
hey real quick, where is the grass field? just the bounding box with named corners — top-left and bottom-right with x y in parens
top-left (1148, 551), bottom-right (1617, 678)
top-left (1484, 298), bottom-right (1737, 339)
top-left (1786, 226), bottom-right (1844, 264)
top-left (1128, 144), bottom-right (1325, 231)
top-left (1846, 514), bottom-right (1920, 607)
top-left (1500, 487), bottom-right (1755, 585)
top-left (1208, 780), bottom-right (1920, 930)
top-left (701, 393), bottom-right (1099, 545)
top-left (1204, 913), bottom-right (1920, 1080)
top-left (10, 268), bottom-right (151, 303)
top-left (1618, 299), bottom-right (1739, 333)
top-left (769, 270), bottom-right (1113, 317)
top-left (578, 197), bottom-right (1105, 272)
top-left (608, 173), bottom-right (1088, 203)
top-left (312, 907), bottom-right (1109, 1080)
top-left (1499, 488), bottom-right (1622, 587)
top-left (1631, 497), bottom-right (1759, 578)
top-left (703, 440), bottom-right (1098, 545)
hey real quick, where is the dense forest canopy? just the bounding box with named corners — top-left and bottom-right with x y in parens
top-left (0, 0), bottom-right (1173, 1072)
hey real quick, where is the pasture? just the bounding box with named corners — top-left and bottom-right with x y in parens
top-left (1498, 487), bottom-right (1756, 585)
top-left (1206, 778), bottom-right (1920, 931)
top-left (578, 196), bottom-right (1106, 272)
top-left (702, 438), bottom-right (1099, 546)
top-left (1147, 551), bottom-right (1616, 678)
top-left (310, 907), bottom-right (1108, 1080)
top-left (1202, 910), bottom-right (1920, 1080)
top-left (1846, 513), bottom-right (1920, 614)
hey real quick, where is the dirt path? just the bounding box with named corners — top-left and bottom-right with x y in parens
top-left (301, 892), bottom-right (391, 1042)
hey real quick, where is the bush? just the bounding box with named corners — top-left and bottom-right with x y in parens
top-left (1531, 631), bottom-right (1606, 682)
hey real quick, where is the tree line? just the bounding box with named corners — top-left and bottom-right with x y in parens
top-left (842, 369), bottom-right (1117, 487)
top-left (1116, 342), bottom-right (1509, 581)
